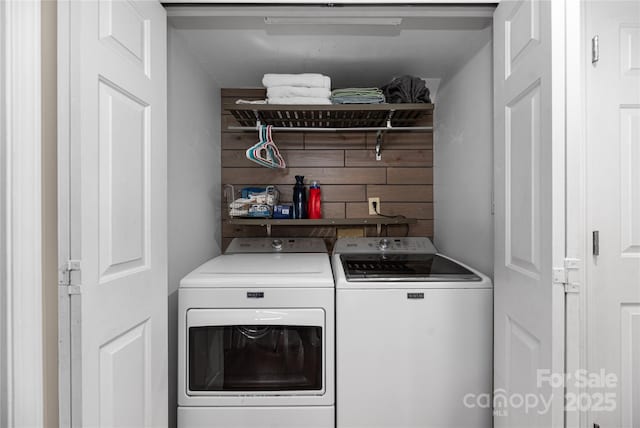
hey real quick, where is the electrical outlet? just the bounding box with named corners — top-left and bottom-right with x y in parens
top-left (368, 197), bottom-right (380, 215)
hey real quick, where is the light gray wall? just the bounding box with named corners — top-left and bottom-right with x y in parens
top-left (434, 31), bottom-right (493, 277)
top-left (167, 27), bottom-right (222, 428)
top-left (41, 0), bottom-right (58, 426)
top-left (0, 1), bottom-right (6, 425)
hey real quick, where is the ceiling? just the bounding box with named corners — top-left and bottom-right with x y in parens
top-left (167, 5), bottom-right (494, 89)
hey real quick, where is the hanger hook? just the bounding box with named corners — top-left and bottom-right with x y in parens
top-left (375, 131), bottom-right (383, 161)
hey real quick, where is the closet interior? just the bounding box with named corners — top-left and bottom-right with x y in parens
top-left (165, 5), bottom-right (495, 423)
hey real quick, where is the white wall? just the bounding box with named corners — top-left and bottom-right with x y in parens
top-left (2, 1), bottom-right (44, 425)
top-left (167, 27), bottom-right (222, 428)
top-left (0, 1), bottom-right (7, 424)
top-left (434, 32), bottom-right (493, 277)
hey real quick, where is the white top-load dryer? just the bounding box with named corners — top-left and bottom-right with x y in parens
top-left (178, 238), bottom-right (335, 428)
top-left (332, 237), bottom-right (493, 428)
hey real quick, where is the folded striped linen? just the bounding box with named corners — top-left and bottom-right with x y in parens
top-left (332, 88), bottom-right (384, 97)
top-left (331, 95), bottom-right (385, 104)
top-left (262, 73), bottom-right (331, 89)
top-left (331, 87), bottom-right (386, 104)
top-left (267, 86), bottom-right (332, 99)
top-left (267, 97), bottom-right (332, 105)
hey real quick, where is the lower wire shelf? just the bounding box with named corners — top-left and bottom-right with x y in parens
top-left (227, 217), bottom-right (417, 236)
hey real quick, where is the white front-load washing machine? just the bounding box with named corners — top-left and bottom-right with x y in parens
top-left (178, 238), bottom-right (335, 428)
top-left (332, 237), bottom-right (493, 428)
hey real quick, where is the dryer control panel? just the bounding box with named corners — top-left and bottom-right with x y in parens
top-left (332, 237), bottom-right (437, 254)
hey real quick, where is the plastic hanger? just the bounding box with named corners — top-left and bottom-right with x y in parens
top-left (256, 126), bottom-right (286, 168)
top-left (246, 125), bottom-right (276, 168)
top-left (245, 125), bottom-right (265, 163)
top-left (246, 125), bottom-right (286, 169)
top-left (245, 125), bottom-right (269, 167)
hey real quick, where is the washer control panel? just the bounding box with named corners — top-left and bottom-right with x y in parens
top-left (226, 237), bottom-right (328, 254)
top-left (332, 237), bottom-right (438, 254)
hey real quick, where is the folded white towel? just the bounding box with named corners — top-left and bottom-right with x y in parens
top-left (262, 73), bottom-right (331, 89)
top-left (267, 97), bottom-right (332, 105)
top-left (267, 86), bottom-right (331, 99)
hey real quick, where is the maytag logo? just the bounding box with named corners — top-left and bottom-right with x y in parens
top-left (247, 291), bottom-right (264, 299)
top-left (407, 292), bottom-right (424, 299)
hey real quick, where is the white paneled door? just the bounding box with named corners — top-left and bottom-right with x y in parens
top-left (59, 1), bottom-right (167, 427)
top-left (586, 2), bottom-right (640, 427)
top-left (493, 0), bottom-right (565, 427)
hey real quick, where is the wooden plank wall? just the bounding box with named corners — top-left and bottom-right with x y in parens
top-left (221, 88), bottom-right (434, 251)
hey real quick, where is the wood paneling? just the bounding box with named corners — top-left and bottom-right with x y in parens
top-left (276, 184), bottom-right (366, 203)
top-left (304, 133), bottom-right (367, 150)
top-left (346, 202), bottom-right (433, 220)
top-left (222, 132), bottom-right (304, 150)
top-left (223, 114), bottom-right (246, 130)
top-left (317, 202), bottom-right (346, 219)
top-left (223, 223), bottom-right (268, 238)
top-left (222, 150), bottom-right (344, 168)
top-left (222, 167), bottom-right (386, 185)
top-left (366, 185), bottom-right (433, 202)
top-left (365, 131), bottom-right (433, 149)
top-left (345, 149), bottom-right (433, 167)
top-left (223, 223), bottom-right (338, 238)
top-left (388, 220), bottom-right (434, 237)
top-left (387, 167), bottom-right (434, 184)
top-left (281, 150), bottom-right (344, 167)
top-left (221, 88), bottom-right (435, 250)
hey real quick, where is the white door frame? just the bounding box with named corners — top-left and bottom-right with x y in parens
top-left (0, 1), bottom-right (45, 427)
top-left (564, 0), bottom-right (588, 427)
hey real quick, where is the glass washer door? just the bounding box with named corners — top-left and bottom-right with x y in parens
top-left (186, 308), bottom-right (325, 395)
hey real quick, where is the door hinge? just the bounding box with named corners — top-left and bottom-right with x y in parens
top-left (553, 258), bottom-right (581, 293)
top-left (59, 259), bottom-right (81, 293)
top-left (65, 259), bottom-right (81, 273)
top-left (592, 35), bottom-right (599, 64)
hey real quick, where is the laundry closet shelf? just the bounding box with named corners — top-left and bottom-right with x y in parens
top-left (227, 218), bottom-right (417, 226)
top-left (226, 103), bottom-right (434, 131)
top-left (228, 217), bottom-right (417, 236)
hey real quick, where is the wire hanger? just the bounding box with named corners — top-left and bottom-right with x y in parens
top-left (246, 125), bottom-right (286, 169)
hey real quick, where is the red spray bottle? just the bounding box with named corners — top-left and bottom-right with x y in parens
top-left (307, 180), bottom-right (322, 219)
